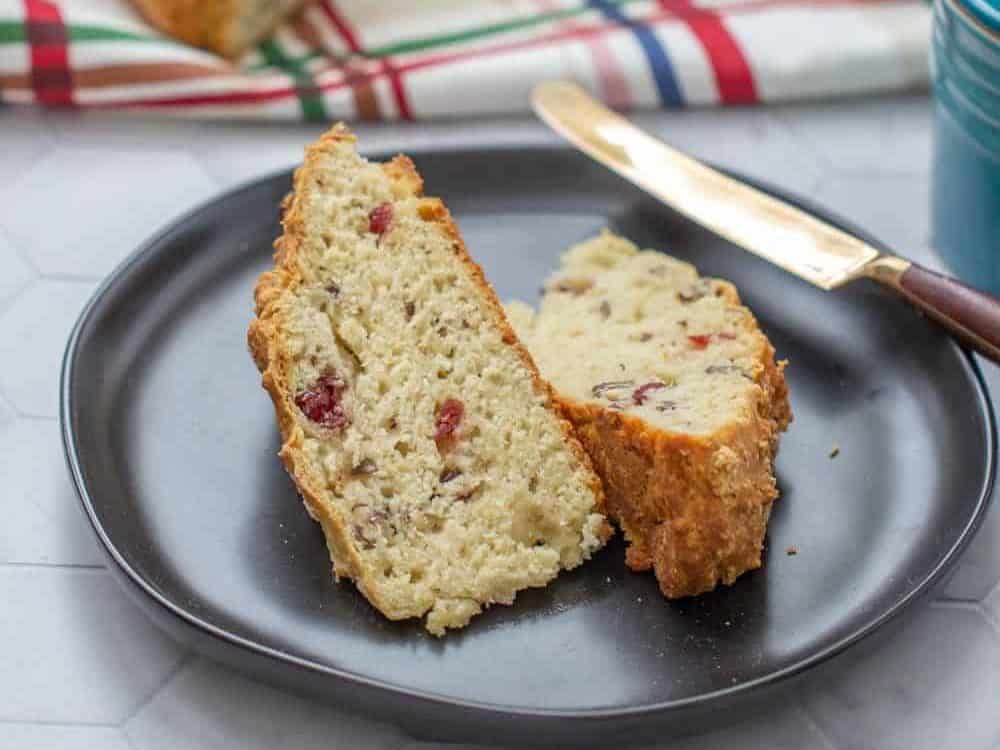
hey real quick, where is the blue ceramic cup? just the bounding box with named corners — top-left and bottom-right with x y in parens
top-left (931, 0), bottom-right (1000, 294)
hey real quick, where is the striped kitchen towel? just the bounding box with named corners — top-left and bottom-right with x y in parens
top-left (0, 0), bottom-right (930, 120)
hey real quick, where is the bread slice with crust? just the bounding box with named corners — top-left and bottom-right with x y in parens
top-left (507, 231), bottom-right (791, 598)
top-left (248, 125), bottom-right (610, 635)
top-left (131, 0), bottom-right (308, 59)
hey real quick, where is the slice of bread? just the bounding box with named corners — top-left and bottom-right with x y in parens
top-left (248, 125), bottom-right (610, 635)
top-left (507, 231), bottom-right (791, 598)
top-left (131, 0), bottom-right (308, 58)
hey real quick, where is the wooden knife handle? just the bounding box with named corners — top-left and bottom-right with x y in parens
top-left (886, 262), bottom-right (1000, 363)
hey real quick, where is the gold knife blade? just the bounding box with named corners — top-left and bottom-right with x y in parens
top-left (532, 80), bottom-right (1000, 363)
top-left (531, 80), bottom-right (897, 291)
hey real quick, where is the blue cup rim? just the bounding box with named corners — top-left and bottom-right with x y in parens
top-left (946, 0), bottom-right (1000, 38)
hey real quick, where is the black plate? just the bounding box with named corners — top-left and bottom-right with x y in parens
top-left (62, 146), bottom-right (995, 746)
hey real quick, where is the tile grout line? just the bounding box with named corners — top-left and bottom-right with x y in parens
top-left (980, 596), bottom-right (1000, 636)
top-left (0, 274), bottom-right (38, 320)
top-left (929, 599), bottom-right (983, 613)
top-left (931, 598), bottom-right (1000, 641)
top-left (933, 598), bottom-right (987, 609)
top-left (0, 716), bottom-right (119, 728)
top-left (985, 610), bottom-right (1000, 636)
top-left (0, 561), bottom-right (106, 571)
top-left (123, 729), bottom-right (144, 750)
top-left (796, 695), bottom-right (841, 750)
top-left (761, 110), bottom-right (830, 190)
top-left (5, 409), bottom-right (58, 422)
top-left (38, 271), bottom-right (105, 283)
top-left (822, 166), bottom-right (931, 180)
top-left (807, 173), bottom-right (829, 198)
top-left (0, 388), bottom-right (18, 420)
top-left (933, 588), bottom-right (988, 605)
top-left (984, 577), bottom-right (1000, 610)
top-left (768, 110), bottom-right (838, 177)
top-left (804, 170), bottom-right (826, 196)
top-left (119, 650), bottom-right (196, 729)
top-left (0, 223), bottom-right (42, 277)
top-left (2, 214), bottom-right (132, 286)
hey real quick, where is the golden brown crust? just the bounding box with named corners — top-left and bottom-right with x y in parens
top-left (248, 124), bottom-right (610, 619)
top-left (249, 124), bottom-right (374, 608)
top-left (558, 313), bottom-right (790, 598)
top-left (130, 0), bottom-right (308, 58)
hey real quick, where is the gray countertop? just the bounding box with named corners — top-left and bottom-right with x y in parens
top-left (2, 96), bottom-right (998, 750)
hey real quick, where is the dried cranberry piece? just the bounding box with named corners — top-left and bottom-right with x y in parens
top-left (369, 203), bottom-right (393, 235)
top-left (633, 382), bottom-right (667, 405)
top-left (295, 372), bottom-right (349, 429)
top-left (688, 334), bottom-right (712, 350)
top-left (717, 331), bottom-right (737, 340)
top-left (434, 398), bottom-right (464, 442)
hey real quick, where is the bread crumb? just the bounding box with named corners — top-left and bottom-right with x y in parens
top-left (829, 444), bottom-right (840, 459)
top-left (786, 545), bottom-right (798, 556)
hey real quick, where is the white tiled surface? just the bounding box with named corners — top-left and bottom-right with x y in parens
top-left (0, 279), bottom-right (96, 417)
top-left (0, 234), bottom-right (35, 310)
top-left (0, 416), bottom-right (104, 566)
top-left (1, 99), bottom-right (999, 750)
top-left (0, 567), bottom-right (186, 724)
top-left (812, 174), bottom-right (932, 257)
top-left (2, 147), bottom-right (218, 278)
top-left (2, 724), bottom-right (134, 750)
top-left (773, 98), bottom-right (932, 177)
top-left (803, 604), bottom-right (1000, 750)
top-left (123, 660), bottom-right (406, 750)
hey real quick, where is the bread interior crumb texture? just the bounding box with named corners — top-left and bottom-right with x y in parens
top-left (257, 130), bottom-right (607, 635)
top-left (506, 231), bottom-right (773, 436)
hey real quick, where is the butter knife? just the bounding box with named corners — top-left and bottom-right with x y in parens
top-left (532, 81), bottom-right (1000, 363)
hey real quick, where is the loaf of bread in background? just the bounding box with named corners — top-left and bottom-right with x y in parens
top-left (508, 232), bottom-right (791, 598)
top-left (131, 0), bottom-right (309, 58)
top-left (248, 125), bottom-right (611, 635)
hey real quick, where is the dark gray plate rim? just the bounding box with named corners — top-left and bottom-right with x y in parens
top-left (61, 144), bottom-right (997, 720)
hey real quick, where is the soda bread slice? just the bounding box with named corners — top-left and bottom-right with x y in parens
top-left (507, 232), bottom-right (791, 598)
top-left (131, 0), bottom-right (308, 58)
top-left (248, 125), bottom-right (610, 635)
